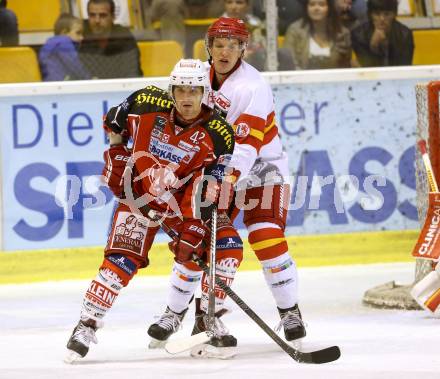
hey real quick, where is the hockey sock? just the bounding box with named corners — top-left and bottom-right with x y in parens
top-left (167, 262), bottom-right (202, 313)
top-left (260, 252), bottom-right (299, 309)
top-left (80, 267), bottom-right (124, 324)
top-left (200, 257), bottom-right (239, 313)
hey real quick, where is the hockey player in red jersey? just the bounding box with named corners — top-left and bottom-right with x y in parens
top-left (105, 18), bottom-right (306, 354)
top-left (65, 59), bottom-right (243, 362)
top-left (147, 17), bottom-right (306, 347)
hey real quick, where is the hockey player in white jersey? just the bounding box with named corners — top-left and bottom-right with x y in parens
top-left (146, 17), bottom-right (306, 353)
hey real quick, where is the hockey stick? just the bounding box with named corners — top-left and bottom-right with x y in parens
top-left (154, 212), bottom-right (340, 364)
top-left (207, 207), bottom-right (218, 333)
top-left (418, 139), bottom-right (439, 192)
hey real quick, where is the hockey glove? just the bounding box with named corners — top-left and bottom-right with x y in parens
top-left (102, 144), bottom-right (131, 197)
top-left (104, 100), bottom-right (130, 134)
top-left (169, 219), bottom-right (207, 263)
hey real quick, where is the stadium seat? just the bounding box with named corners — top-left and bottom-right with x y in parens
top-left (0, 47), bottom-right (41, 83)
top-left (8, 0), bottom-right (61, 32)
top-left (278, 36), bottom-right (285, 46)
top-left (193, 39), bottom-right (208, 60)
top-left (152, 18), bottom-right (217, 30)
top-left (413, 29), bottom-right (440, 65)
top-left (137, 40), bottom-right (183, 77)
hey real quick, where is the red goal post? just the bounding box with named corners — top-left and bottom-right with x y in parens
top-left (362, 80), bottom-right (440, 309)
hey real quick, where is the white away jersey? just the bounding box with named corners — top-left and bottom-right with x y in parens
top-left (205, 60), bottom-right (282, 180)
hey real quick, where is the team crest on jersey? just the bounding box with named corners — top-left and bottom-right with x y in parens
top-left (111, 213), bottom-right (147, 256)
top-left (235, 122), bottom-right (250, 138)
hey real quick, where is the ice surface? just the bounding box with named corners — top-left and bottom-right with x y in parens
top-left (1, 263), bottom-right (439, 379)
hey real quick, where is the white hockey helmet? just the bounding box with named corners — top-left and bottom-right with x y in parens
top-left (168, 59), bottom-right (211, 106)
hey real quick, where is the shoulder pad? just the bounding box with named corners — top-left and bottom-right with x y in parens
top-left (204, 112), bottom-right (234, 156)
top-left (131, 85), bottom-right (174, 114)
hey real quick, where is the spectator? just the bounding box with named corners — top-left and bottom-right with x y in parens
top-left (39, 14), bottom-right (91, 81)
top-left (146, 0), bottom-right (222, 53)
top-left (222, 0), bottom-right (294, 71)
top-left (351, 0), bottom-right (414, 67)
top-left (0, 0), bottom-right (18, 46)
top-left (185, 0), bottom-right (223, 18)
top-left (150, 0), bottom-right (186, 48)
top-left (283, 0), bottom-right (351, 70)
top-left (335, 0), bottom-right (361, 30)
top-left (79, 0), bottom-right (142, 78)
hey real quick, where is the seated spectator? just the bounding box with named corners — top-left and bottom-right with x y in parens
top-left (147, 0), bottom-right (223, 52)
top-left (0, 0), bottom-right (18, 46)
top-left (351, 0), bottom-right (414, 67)
top-left (39, 14), bottom-right (91, 81)
top-left (80, 0), bottom-right (142, 78)
top-left (222, 0), bottom-right (294, 71)
top-left (335, 0), bottom-right (361, 30)
top-left (283, 0), bottom-right (351, 70)
top-left (185, 0), bottom-right (223, 18)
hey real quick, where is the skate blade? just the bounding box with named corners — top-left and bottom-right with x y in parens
top-left (64, 350), bottom-right (82, 364)
top-left (190, 343), bottom-right (237, 360)
top-left (148, 338), bottom-right (167, 349)
top-left (289, 338), bottom-right (303, 350)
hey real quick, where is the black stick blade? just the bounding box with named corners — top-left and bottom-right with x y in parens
top-left (294, 345), bottom-right (341, 364)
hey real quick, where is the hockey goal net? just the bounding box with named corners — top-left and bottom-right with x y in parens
top-left (363, 81), bottom-right (440, 309)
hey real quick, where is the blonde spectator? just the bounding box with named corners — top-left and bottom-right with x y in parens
top-left (283, 0), bottom-right (351, 70)
top-left (39, 13), bottom-right (91, 81)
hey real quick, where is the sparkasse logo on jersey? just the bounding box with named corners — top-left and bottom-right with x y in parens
top-left (149, 137), bottom-right (187, 164)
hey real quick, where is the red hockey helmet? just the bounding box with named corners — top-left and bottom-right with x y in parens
top-left (206, 17), bottom-right (249, 46)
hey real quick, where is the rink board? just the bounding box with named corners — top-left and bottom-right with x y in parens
top-left (0, 230), bottom-right (416, 284)
top-left (1, 66), bottom-right (440, 251)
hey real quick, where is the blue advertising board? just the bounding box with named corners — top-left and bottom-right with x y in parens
top-left (0, 70), bottom-right (437, 250)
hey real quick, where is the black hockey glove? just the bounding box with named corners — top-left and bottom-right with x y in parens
top-left (104, 99), bottom-right (130, 134)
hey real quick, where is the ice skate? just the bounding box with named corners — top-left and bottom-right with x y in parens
top-left (64, 319), bottom-right (98, 363)
top-left (276, 304), bottom-right (306, 342)
top-left (147, 307), bottom-right (187, 349)
top-left (190, 303), bottom-right (237, 359)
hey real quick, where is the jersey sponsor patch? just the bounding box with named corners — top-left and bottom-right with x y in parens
top-left (153, 115), bottom-right (167, 130)
top-left (149, 137), bottom-right (188, 164)
top-left (216, 237), bottom-right (243, 250)
top-left (235, 122), bottom-right (250, 138)
top-left (209, 164), bottom-right (228, 180)
top-left (106, 254), bottom-right (137, 276)
top-left (207, 119), bottom-right (233, 150)
top-left (178, 140), bottom-right (194, 152)
top-left (152, 129), bottom-right (170, 143)
top-left (217, 154), bottom-right (232, 165)
top-left (214, 91), bottom-right (231, 113)
top-left (111, 212), bottom-right (147, 256)
top-left (86, 280), bottom-right (118, 307)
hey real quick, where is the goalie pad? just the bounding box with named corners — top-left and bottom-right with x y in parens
top-left (410, 264), bottom-right (440, 314)
top-left (412, 192), bottom-right (440, 261)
